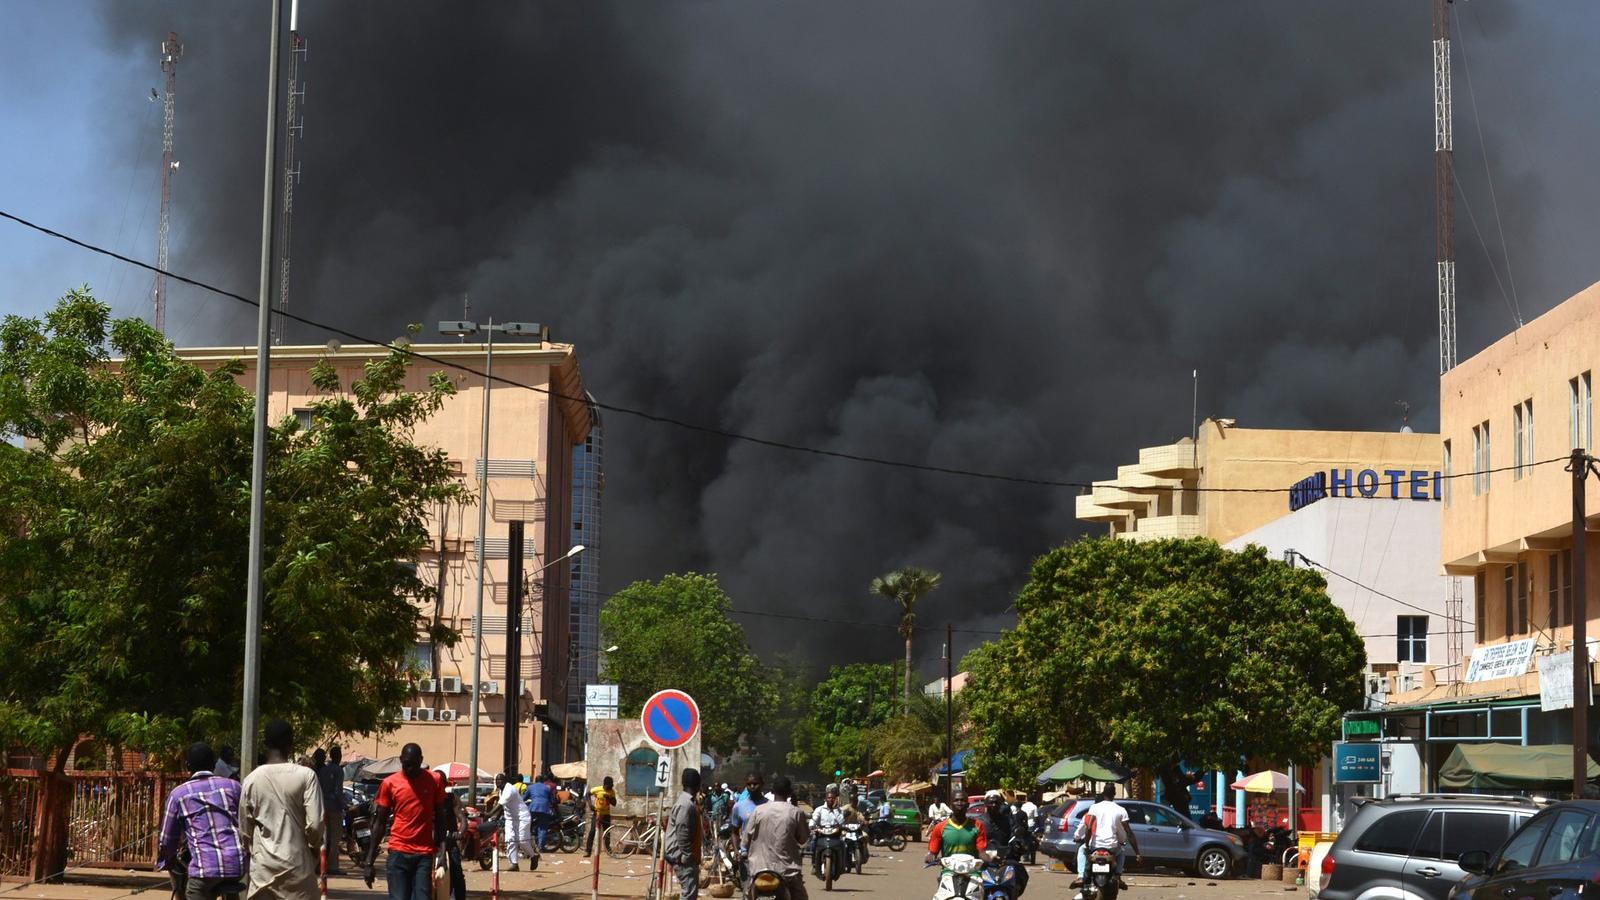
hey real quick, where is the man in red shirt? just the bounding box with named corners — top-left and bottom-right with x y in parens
top-left (363, 744), bottom-right (444, 900)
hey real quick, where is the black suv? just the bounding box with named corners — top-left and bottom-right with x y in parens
top-left (1319, 795), bottom-right (1543, 900)
top-left (1454, 801), bottom-right (1600, 900)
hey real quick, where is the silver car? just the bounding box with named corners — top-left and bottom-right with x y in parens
top-left (1039, 799), bottom-right (1247, 879)
top-left (1318, 795), bottom-right (1542, 900)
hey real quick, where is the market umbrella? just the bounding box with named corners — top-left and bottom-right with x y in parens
top-left (357, 756), bottom-right (404, 779)
top-left (550, 761), bottom-right (586, 781)
top-left (432, 762), bottom-right (494, 784)
top-left (865, 770), bottom-right (885, 779)
top-left (1034, 755), bottom-right (1132, 785)
top-left (1230, 770), bottom-right (1305, 793)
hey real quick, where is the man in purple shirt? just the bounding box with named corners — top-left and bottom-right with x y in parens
top-left (159, 742), bottom-right (246, 900)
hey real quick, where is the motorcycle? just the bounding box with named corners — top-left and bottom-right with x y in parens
top-left (344, 798), bottom-right (375, 867)
top-left (746, 868), bottom-right (789, 900)
top-left (539, 811), bottom-right (584, 854)
top-left (932, 853), bottom-right (985, 900)
top-left (813, 825), bottom-right (846, 891)
top-left (463, 805), bottom-right (500, 871)
top-left (842, 823), bottom-right (866, 873)
top-left (867, 820), bottom-right (908, 852)
top-left (1080, 847), bottom-right (1120, 900)
top-left (981, 852), bottom-right (1023, 900)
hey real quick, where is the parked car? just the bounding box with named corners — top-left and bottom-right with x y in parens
top-left (888, 796), bottom-right (923, 836)
top-left (1038, 798), bottom-right (1245, 878)
top-left (1452, 800), bottom-right (1600, 900)
top-left (1319, 794), bottom-right (1543, 900)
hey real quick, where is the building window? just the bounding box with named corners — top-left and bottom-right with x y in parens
top-left (1503, 565), bottom-right (1515, 637)
top-left (1576, 373), bottom-right (1595, 451)
top-left (1398, 616), bottom-right (1429, 663)
top-left (1550, 553), bottom-right (1563, 629)
top-left (1473, 421), bottom-right (1491, 495)
top-left (293, 407), bottom-right (315, 430)
top-left (411, 642), bottom-right (433, 673)
top-left (1517, 560), bottom-right (1530, 635)
top-left (1475, 574), bottom-right (1486, 644)
top-left (625, 747), bottom-right (663, 797)
top-left (1565, 548), bottom-right (1576, 627)
top-left (1513, 400), bottom-right (1532, 479)
top-left (1443, 441), bottom-right (1452, 506)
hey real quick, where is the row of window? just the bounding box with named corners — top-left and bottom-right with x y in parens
top-left (1449, 372), bottom-right (1592, 502)
top-left (1472, 550), bottom-right (1575, 643)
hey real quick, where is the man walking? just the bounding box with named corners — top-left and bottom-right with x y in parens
top-left (728, 773), bottom-right (766, 853)
top-left (742, 776), bottom-right (809, 900)
top-left (498, 772), bottom-right (535, 871)
top-left (159, 742), bottom-right (246, 900)
top-left (526, 773), bottom-right (557, 853)
top-left (665, 768), bottom-right (704, 900)
top-left (313, 747), bottom-right (347, 875)
top-left (363, 743), bottom-right (445, 900)
top-left (584, 776), bottom-right (616, 857)
top-left (241, 720), bottom-right (325, 900)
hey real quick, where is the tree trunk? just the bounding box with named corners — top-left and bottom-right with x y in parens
top-left (1158, 764), bottom-right (1192, 818)
top-left (904, 634), bottom-right (914, 713)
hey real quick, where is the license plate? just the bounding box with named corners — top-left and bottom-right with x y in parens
top-left (1091, 863), bottom-right (1111, 873)
top-left (356, 829), bottom-right (371, 839)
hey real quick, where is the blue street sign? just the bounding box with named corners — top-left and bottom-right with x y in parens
top-left (1334, 742), bottom-right (1381, 783)
top-left (641, 689), bottom-right (700, 750)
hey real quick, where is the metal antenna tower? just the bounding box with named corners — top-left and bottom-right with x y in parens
top-left (272, 4), bottom-right (306, 346)
top-left (155, 32), bottom-right (183, 336)
top-left (1434, 0), bottom-right (1457, 375)
top-left (1445, 578), bottom-right (1465, 685)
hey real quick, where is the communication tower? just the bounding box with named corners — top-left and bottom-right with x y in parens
top-left (155, 32), bottom-right (182, 336)
top-left (272, 9), bottom-right (306, 346)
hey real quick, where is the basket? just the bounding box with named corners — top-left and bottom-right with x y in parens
top-left (1262, 863), bottom-right (1283, 881)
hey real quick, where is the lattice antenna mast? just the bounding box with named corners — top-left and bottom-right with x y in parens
top-left (155, 32), bottom-right (183, 336)
top-left (1435, 0), bottom-right (1457, 374)
top-left (272, 2), bottom-right (306, 346)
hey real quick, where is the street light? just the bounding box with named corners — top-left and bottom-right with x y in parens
top-left (439, 318), bottom-right (548, 791)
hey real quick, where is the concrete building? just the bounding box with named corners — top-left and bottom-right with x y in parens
top-left (1076, 420), bottom-right (1441, 545)
top-left (176, 340), bottom-right (592, 776)
top-left (1364, 282), bottom-right (1600, 795)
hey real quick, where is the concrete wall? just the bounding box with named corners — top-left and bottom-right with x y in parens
top-left (1225, 498), bottom-right (1470, 670)
top-left (585, 719), bottom-right (702, 819)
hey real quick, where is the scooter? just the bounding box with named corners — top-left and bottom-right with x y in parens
top-left (867, 820), bottom-right (908, 852)
top-left (1080, 847), bottom-right (1120, 900)
top-left (463, 805), bottom-right (500, 871)
top-left (842, 823), bottom-right (866, 873)
top-left (813, 825), bottom-right (846, 891)
top-left (746, 868), bottom-right (789, 900)
top-left (931, 854), bottom-right (985, 900)
top-left (344, 799), bottom-right (375, 868)
top-left (540, 811), bottom-right (584, 853)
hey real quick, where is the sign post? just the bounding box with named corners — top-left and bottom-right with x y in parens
top-left (640, 691), bottom-right (699, 900)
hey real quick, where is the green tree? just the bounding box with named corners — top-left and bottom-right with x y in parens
top-left (867, 691), bottom-right (968, 783)
top-left (963, 537), bottom-right (1364, 801)
top-left (787, 662), bottom-right (900, 779)
top-left (599, 573), bottom-right (778, 754)
top-left (870, 566), bottom-right (942, 711)
top-left (0, 291), bottom-right (465, 769)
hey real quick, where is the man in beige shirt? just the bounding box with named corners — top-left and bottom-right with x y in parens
top-left (743, 776), bottom-right (809, 900)
top-left (241, 719), bottom-right (325, 900)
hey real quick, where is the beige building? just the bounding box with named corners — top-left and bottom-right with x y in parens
top-left (178, 340), bottom-right (592, 777)
top-left (1076, 420), bottom-right (1441, 545)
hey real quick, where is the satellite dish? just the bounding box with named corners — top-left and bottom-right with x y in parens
top-left (393, 336), bottom-right (412, 348)
top-left (325, 338), bottom-right (341, 353)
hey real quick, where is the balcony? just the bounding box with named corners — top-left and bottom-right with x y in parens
top-left (1076, 494), bottom-right (1126, 524)
top-left (1126, 514), bottom-right (1201, 542)
top-left (1138, 442), bottom-right (1200, 478)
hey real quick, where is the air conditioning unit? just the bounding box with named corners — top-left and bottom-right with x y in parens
top-left (479, 680), bottom-right (500, 696)
top-left (399, 707), bottom-right (414, 722)
top-left (521, 680), bottom-right (535, 696)
top-left (441, 676), bottom-right (463, 694)
top-left (439, 709), bottom-right (459, 722)
top-left (1396, 672), bottom-right (1421, 693)
top-left (1367, 674), bottom-right (1389, 697)
top-left (417, 678), bottom-right (438, 694)
top-left (414, 707), bottom-right (436, 722)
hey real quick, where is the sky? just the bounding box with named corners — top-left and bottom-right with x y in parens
top-left (4, 1), bottom-right (1600, 678)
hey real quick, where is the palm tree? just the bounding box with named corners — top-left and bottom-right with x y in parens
top-left (870, 566), bottom-right (942, 712)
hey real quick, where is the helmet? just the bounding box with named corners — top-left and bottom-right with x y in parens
top-left (984, 790), bottom-right (1003, 801)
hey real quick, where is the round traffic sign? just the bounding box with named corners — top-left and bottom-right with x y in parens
top-left (640, 689), bottom-right (700, 750)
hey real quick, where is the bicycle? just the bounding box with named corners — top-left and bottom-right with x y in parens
top-left (604, 814), bottom-right (661, 859)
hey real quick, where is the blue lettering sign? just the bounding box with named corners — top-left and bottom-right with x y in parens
top-left (1411, 471), bottom-right (1431, 501)
top-left (1333, 742), bottom-right (1381, 783)
top-left (1289, 468), bottom-right (1446, 511)
top-left (1357, 469), bottom-right (1379, 498)
top-left (1330, 468), bottom-right (1353, 498)
top-left (1384, 469), bottom-right (1406, 499)
top-left (1289, 471), bottom-right (1328, 511)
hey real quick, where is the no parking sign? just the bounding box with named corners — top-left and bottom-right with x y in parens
top-left (640, 689), bottom-right (700, 750)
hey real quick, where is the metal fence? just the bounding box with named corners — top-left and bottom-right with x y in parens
top-left (65, 772), bottom-right (173, 870)
top-left (0, 772), bottom-right (42, 879)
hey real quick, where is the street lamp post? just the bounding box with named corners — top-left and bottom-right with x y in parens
top-left (559, 643), bottom-right (618, 763)
top-left (517, 544), bottom-right (585, 773)
top-left (437, 319), bottom-right (546, 787)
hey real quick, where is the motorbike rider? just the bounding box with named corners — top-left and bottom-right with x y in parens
top-left (1071, 786), bottom-right (1141, 898)
top-left (925, 797), bottom-right (987, 862)
top-left (808, 786), bottom-right (847, 878)
top-left (983, 791), bottom-right (1029, 896)
top-left (839, 791), bottom-right (869, 865)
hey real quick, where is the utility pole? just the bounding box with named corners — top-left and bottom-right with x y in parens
top-left (504, 520), bottom-right (525, 775)
top-left (1571, 448), bottom-right (1592, 797)
top-left (241, 0), bottom-right (286, 778)
top-left (1434, 0), bottom-right (1457, 375)
top-left (945, 624), bottom-right (954, 794)
top-left (154, 31), bottom-right (183, 336)
top-left (271, 0), bottom-right (306, 345)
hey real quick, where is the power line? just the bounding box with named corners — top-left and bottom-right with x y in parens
top-left (0, 207), bottom-right (1568, 494)
top-left (1293, 552), bottom-right (1453, 618)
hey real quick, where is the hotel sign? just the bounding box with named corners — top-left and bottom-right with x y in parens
top-left (1289, 468), bottom-right (1443, 511)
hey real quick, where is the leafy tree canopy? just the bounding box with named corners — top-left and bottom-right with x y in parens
top-left (868, 690), bottom-right (968, 783)
top-left (787, 661), bottom-right (900, 779)
top-left (963, 537), bottom-right (1365, 792)
top-left (0, 291), bottom-right (465, 767)
top-left (599, 572), bottom-right (779, 754)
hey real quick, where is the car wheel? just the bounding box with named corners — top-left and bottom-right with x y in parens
top-left (1196, 847), bottom-right (1232, 879)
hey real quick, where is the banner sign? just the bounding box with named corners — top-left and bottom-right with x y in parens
top-left (1538, 651), bottom-right (1595, 711)
top-left (1333, 742), bottom-right (1382, 783)
top-left (1466, 639), bottom-right (1537, 683)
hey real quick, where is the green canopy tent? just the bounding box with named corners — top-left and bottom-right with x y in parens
top-left (1438, 743), bottom-right (1600, 790)
top-left (1035, 755), bottom-right (1133, 786)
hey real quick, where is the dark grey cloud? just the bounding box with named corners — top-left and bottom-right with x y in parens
top-left (83, 1), bottom-right (1600, 675)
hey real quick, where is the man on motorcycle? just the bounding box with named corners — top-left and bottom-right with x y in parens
top-left (1072, 787), bottom-right (1141, 897)
top-left (743, 777), bottom-right (810, 900)
top-left (924, 797), bottom-right (987, 862)
top-left (983, 791), bottom-right (1029, 896)
top-left (808, 787), bottom-right (847, 878)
